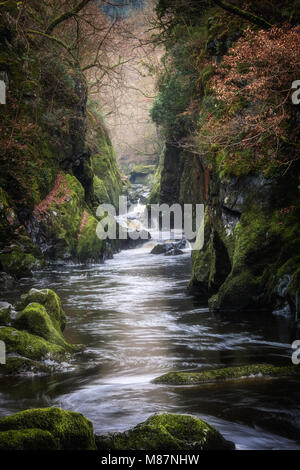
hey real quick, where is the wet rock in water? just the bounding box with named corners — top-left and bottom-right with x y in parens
top-left (14, 303), bottom-right (75, 351)
top-left (165, 248), bottom-right (184, 256)
top-left (152, 364), bottom-right (300, 385)
top-left (0, 302), bottom-right (12, 326)
top-left (95, 413), bottom-right (234, 451)
top-left (0, 407), bottom-right (96, 450)
top-left (17, 288), bottom-right (66, 332)
top-left (151, 239), bottom-right (186, 256)
top-left (151, 244), bottom-right (166, 255)
top-left (0, 327), bottom-right (70, 364)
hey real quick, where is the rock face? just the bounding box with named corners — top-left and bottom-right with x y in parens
top-left (0, 289), bottom-right (82, 376)
top-left (189, 172), bottom-right (300, 314)
top-left (153, 5), bottom-right (300, 315)
top-left (96, 413), bottom-right (234, 451)
top-left (0, 6), bottom-right (123, 279)
top-left (0, 408), bottom-right (96, 450)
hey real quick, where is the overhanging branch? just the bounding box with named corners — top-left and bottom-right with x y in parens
top-left (212, 0), bottom-right (272, 29)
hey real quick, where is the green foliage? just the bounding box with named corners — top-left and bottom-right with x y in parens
top-left (150, 70), bottom-right (193, 137)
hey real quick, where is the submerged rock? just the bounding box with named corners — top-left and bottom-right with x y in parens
top-left (0, 407), bottom-right (96, 450)
top-left (152, 364), bottom-right (300, 385)
top-left (96, 413), bottom-right (234, 451)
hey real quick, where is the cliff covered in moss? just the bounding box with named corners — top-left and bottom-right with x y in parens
top-left (151, 0), bottom-right (300, 315)
top-left (0, 2), bottom-right (122, 279)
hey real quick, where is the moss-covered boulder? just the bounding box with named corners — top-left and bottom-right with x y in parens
top-left (0, 327), bottom-right (68, 362)
top-left (0, 407), bottom-right (96, 450)
top-left (0, 289), bottom-right (82, 375)
top-left (96, 413), bottom-right (234, 451)
top-left (153, 364), bottom-right (300, 385)
top-left (17, 289), bottom-right (66, 332)
top-left (14, 303), bottom-right (73, 350)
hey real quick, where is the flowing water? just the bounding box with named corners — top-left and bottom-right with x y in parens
top-left (1, 239), bottom-right (300, 449)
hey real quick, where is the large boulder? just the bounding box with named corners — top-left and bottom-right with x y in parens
top-left (17, 289), bottom-right (66, 332)
top-left (96, 413), bottom-right (234, 451)
top-left (0, 408), bottom-right (96, 450)
top-left (14, 303), bottom-right (73, 350)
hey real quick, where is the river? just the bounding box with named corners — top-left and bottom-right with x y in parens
top-left (1, 242), bottom-right (300, 450)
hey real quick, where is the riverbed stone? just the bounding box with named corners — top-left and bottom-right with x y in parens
top-left (95, 413), bottom-right (234, 451)
top-left (0, 407), bottom-right (96, 450)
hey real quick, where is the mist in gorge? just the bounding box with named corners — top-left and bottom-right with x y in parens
top-left (95, 0), bottom-right (162, 170)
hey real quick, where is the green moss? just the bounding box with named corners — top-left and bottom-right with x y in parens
top-left (131, 165), bottom-right (156, 175)
top-left (0, 429), bottom-right (59, 450)
top-left (153, 364), bottom-right (300, 385)
top-left (96, 413), bottom-right (234, 451)
top-left (0, 250), bottom-right (42, 279)
top-left (17, 288), bottom-right (66, 332)
top-left (0, 407), bottom-right (96, 450)
top-left (215, 270), bottom-right (260, 310)
top-left (93, 175), bottom-right (110, 204)
top-left (14, 303), bottom-right (74, 350)
top-left (0, 327), bottom-right (68, 362)
top-left (76, 214), bottom-right (106, 262)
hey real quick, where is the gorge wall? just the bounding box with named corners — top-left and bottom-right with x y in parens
top-left (0, 3), bottom-right (123, 279)
top-left (152, 0), bottom-right (300, 315)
